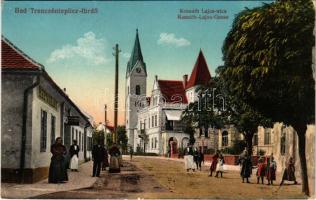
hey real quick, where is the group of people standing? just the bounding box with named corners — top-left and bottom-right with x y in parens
top-left (184, 145), bottom-right (204, 172)
top-left (48, 137), bottom-right (122, 184)
top-left (209, 150), bottom-right (225, 178)
top-left (184, 146), bottom-right (297, 186)
top-left (239, 150), bottom-right (297, 185)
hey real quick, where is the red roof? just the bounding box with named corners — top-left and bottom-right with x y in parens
top-left (1, 38), bottom-right (42, 70)
top-left (186, 50), bottom-right (211, 89)
top-left (158, 80), bottom-right (188, 104)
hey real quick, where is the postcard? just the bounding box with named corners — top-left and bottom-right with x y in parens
top-left (1, 0), bottom-right (315, 199)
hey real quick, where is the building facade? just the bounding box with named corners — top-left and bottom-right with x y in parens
top-left (125, 30), bottom-right (223, 155)
top-left (1, 37), bottom-right (93, 183)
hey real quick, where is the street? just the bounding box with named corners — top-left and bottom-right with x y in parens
top-left (29, 156), bottom-right (305, 199)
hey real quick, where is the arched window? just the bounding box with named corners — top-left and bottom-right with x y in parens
top-left (222, 131), bottom-right (228, 147)
top-left (136, 85), bottom-right (140, 95)
top-left (280, 130), bottom-right (286, 155)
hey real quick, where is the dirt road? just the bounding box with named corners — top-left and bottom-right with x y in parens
top-left (33, 157), bottom-right (307, 199)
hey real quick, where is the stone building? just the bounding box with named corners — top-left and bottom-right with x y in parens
top-left (1, 37), bottom-right (93, 183)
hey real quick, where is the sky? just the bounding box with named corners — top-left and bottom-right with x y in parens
top-left (2, 1), bottom-right (272, 126)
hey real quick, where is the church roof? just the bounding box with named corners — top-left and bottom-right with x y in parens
top-left (2, 37), bottom-right (43, 70)
top-left (158, 80), bottom-right (188, 104)
top-left (186, 50), bottom-right (211, 89)
top-left (126, 29), bottom-right (146, 75)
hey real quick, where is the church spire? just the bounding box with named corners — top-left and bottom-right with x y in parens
top-left (127, 29), bottom-right (145, 75)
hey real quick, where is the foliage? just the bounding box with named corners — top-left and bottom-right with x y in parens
top-left (221, 140), bottom-right (246, 155)
top-left (181, 78), bottom-right (225, 144)
top-left (92, 130), bottom-right (105, 146)
top-left (106, 133), bottom-right (113, 148)
top-left (117, 126), bottom-right (128, 152)
top-left (220, 0), bottom-right (315, 195)
top-left (258, 149), bottom-right (266, 156)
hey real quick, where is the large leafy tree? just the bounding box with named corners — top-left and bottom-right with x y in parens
top-left (221, 0), bottom-right (314, 195)
top-left (182, 79), bottom-right (225, 145)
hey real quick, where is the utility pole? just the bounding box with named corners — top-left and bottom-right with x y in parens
top-left (104, 104), bottom-right (107, 125)
top-left (112, 44), bottom-right (121, 144)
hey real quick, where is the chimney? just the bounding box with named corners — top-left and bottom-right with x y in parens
top-left (155, 75), bottom-right (158, 82)
top-left (183, 74), bottom-right (188, 88)
top-left (104, 104), bottom-right (107, 125)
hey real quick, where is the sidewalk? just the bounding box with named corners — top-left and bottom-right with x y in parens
top-left (1, 161), bottom-right (97, 199)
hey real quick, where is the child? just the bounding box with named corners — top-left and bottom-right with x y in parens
top-left (256, 156), bottom-right (266, 184)
top-left (215, 154), bottom-right (225, 178)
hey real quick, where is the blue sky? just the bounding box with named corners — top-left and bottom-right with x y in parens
top-left (2, 1), bottom-right (272, 124)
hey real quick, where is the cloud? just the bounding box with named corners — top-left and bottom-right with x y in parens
top-left (122, 52), bottom-right (131, 59)
top-left (47, 32), bottom-right (107, 65)
top-left (157, 33), bottom-right (191, 47)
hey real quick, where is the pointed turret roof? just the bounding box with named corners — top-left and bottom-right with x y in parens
top-left (127, 29), bottom-right (146, 75)
top-left (186, 50), bottom-right (211, 89)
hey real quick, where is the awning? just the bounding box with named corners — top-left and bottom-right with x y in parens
top-left (164, 110), bottom-right (183, 121)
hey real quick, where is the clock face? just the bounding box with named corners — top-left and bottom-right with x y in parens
top-left (136, 67), bottom-right (141, 73)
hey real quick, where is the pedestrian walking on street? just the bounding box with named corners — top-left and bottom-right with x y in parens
top-left (194, 148), bottom-right (204, 171)
top-left (48, 137), bottom-right (68, 183)
top-left (184, 144), bottom-right (196, 172)
top-left (280, 157), bottom-right (297, 185)
top-left (69, 140), bottom-right (80, 172)
top-left (92, 142), bottom-right (106, 177)
top-left (102, 148), bottom-right (109, 171)
top-left (129, 146), bottom-right (134, 161)
top-left (266, 155), bottom-right (277, 185)
top-left (209, 151), bottom-right (219, 177)
top-left (239, 150), bottom-right (252, 183)
top-left (109, 144), bottom-right (121, 173)
top-left (215, 154), bottom-right (225, 178)
top-left (256, 156), bottom-right (266, 184)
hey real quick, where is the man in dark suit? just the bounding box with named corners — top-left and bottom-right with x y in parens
top-left (92, 141), bottom-right (106, 177)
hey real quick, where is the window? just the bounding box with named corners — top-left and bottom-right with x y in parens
top-left (222, 131), bottom-right (228, 147)
top-left (136, 85), bottom-right (141, 95)
top-left (128, 86), bottom-right (129, 95)
top-left (40, 110), bottom-right (47, 152)
top-left (151, 138), bottom-right (153, 149)
top-left (155, 115), bottom-right (157, 127)
top-left (148, 118), bottom-right (150, 128)
top-left (253, 133), bottom-right (258, 146)
top-left (155, 138), bottom-right (158, 149)
top-left (152, 116), bottom-right (154, 127)
top-left (280, 130), bottom-right (286, 155)
top-left (264, 129), bottom-right (271, 145)
top-left (71, 127), bottom-right (74, 142)
top-left (166, 118), bottom-right (174, 131)
top-left (51, 115), bottom-right (56, 146)
top-left (76, 130), bottom-right (78, 141)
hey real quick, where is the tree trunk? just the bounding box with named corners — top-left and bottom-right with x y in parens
top-left (245, 133), bottom-right (253, 156)
top-left (295, 124), bottom-right (309, 196)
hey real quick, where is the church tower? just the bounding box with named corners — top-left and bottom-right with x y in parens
top-left (125, 29), bottom-right (147, 150)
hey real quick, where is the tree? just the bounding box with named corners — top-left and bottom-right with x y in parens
top-left (117, 126), bottom-right (128, 153)
top-left (181, 79), bottom-right (225, 144)
top-left (220, 0), bottom-right (314, 195)
top-left (92, 130), bottom-right (105, 146)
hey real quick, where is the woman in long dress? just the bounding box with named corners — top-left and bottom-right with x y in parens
top-left (215, 154), bottom-right (225, 178)
top-left (240, 150), bottom-right (252, 183)
top-left (280, 157), bottom-right (297, 185)
top-left (48, 137), bottom-right (68, 183)
top-left (69, 140), bottom-right (79, 171)
top-left (184, 145), bottom-right (196, 172)
top-left (209, 151), bottom-right (219, 177)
